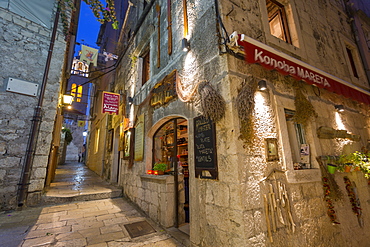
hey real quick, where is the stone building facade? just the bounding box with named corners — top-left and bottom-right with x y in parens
top-left (0, 1), bottom-right (73, 210)
top-left (87, 0), bottom-right (370, 246)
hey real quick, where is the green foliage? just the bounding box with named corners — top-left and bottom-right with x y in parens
top-left (62, 128), bottom-right (73, 145)
top-left (153, 163), bottom-right (167, 172)
top-left (59, 0), bottom-right (119, 37)
top-left (326, 152), bottom-right (370, 178)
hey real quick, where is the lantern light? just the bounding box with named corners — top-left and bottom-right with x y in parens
top-left (182, 38), bottom-right (190, 52)
top-left (258, 80), bottom-right (267, 91)
top-left (63, 94), bottom-right (74, 105)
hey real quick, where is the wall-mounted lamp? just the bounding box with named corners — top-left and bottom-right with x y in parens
top-left (63, 94), bottom-right (74, 105)
top-left (258, 80), bottom-right (267, 91)
top-left (128, 97), bottom-right (134, 105)
top-left (182, 38), bottom-right (190, 52)
top-left (83, 131), bottom-right (88, 137)
top-left (335, 104), bottom-right (344, 112)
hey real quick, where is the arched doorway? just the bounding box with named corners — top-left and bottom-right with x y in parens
top-left (152, 117), bottom-right (189, 230)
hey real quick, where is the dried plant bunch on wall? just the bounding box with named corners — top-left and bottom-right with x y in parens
top-left (236, 77), bottom-right (257, 144)
top-left (197, 81), bottom-right (226, 123)
top-left (293, 86), bottom-right (317, 125)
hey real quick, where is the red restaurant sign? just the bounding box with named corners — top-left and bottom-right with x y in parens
top-left (102, 91), bottom-right (120, 115)
top-left (238, 35), bottom-right (370, 105)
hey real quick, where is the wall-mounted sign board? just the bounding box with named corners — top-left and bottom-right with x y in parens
top-left (5, 77), bottom-right (39, 97)
top-left (193, 116), bottom-right (218, 179)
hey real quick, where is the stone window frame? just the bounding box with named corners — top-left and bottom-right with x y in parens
top-left (141, 49), bottom-right (150, 86)
top-left (340, 35), bottom-right (368, 87)
top-left (266, 0), bottom-right (292, 44)
top-left (260, 0), bottom-right (304, 54)
top-left (273, 94), bottom-right (321, 183)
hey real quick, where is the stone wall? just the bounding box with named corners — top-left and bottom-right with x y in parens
top-left (112, 0), bottom-right (370, 246)
top-left (0, 6), bottom-right (66, 210)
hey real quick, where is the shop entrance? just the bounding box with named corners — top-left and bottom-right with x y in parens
top-left (153, 118), bottom-right (189, 231)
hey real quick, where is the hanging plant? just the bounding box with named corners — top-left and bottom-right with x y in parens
top-left (293, 87), bottom-right (317, 124)
top-left (322, 177), bottom-right (340, 224)
top-left (83, 0), bottom-right (119, 28)
top-left (59, 0), bottom-right (119, 38)
top-left (197, 81), bottom-right (226, 123)
top-left (236, 77), bottom-right (257, 144)
top-left (344, 176), bottom-right (362, 217)
top-left (62, 128), bottom-right (73, 145)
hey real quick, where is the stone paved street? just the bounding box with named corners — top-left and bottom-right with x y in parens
top-left (0, 162), bottom-right (187, 247)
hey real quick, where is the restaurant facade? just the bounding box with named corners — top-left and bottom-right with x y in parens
top-left (88, 0), bottom-right (370, 246)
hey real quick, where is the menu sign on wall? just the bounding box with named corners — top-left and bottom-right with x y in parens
top-left (102, 91), bottom-right (120, 115)
top-left (193, 116), bottom-right (218, 179)
top-left (134, 114), bottom-right (144, 161)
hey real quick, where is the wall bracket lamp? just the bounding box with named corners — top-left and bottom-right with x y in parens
top-left (335, 104), bottom-right (344, 112)
top-left (182, 38), bottom-right (190, 52)
top-left (258, 80), bottom-right (267, 91)
top-left (128, 96), bottom-right (134, 105)
top-left (62, 94), bottom-right (74, 109)
top-left (63, 94), bottom-right (74, 105)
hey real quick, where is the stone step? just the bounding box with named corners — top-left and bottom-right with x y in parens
top-left (41, 188), bottom-right (122, 204)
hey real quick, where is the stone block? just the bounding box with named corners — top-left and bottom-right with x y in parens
top-left (0, 169), bottom-right (6, 181)
top-left (32, 155), bottom-right (49, 168)
top-left (12, 16), bottom-right (29, 28)
top-left (0, 185), bottom-right (17, 193)
top-left (30, 167), bottom-right (46, 179)
top-left (151, 191), bottom-right (159, 206)
top-left (26, 24), bottom-right (39, 33)
top-left (28, 179), bottom-right (44, 192)
top-left (148, 203), bottom-right (158, 222)
top-left (243, 179), bottom-right (262, 210)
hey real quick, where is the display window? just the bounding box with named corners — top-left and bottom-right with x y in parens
top-left (152, 118), bottom-right (188, 174)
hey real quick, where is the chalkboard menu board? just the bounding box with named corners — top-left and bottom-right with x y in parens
top-left (194, 116), bottom-right (218, 179)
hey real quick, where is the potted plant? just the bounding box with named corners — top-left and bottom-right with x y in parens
top-left (337, 154), bottom-right (353, 173)
top-left (153, 163), bottom-right (167, 175)
top-left (326, 156), bottom-right (338, 174)
top-left (350, 151), bottom-right (370, 177)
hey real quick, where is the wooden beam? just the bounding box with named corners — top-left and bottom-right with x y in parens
top-left (167, 0), bottom-right (172, 55)
top-left (156, 4), bottom-right (161, 68)
top-left (183, 0), bottom-right (188, 38)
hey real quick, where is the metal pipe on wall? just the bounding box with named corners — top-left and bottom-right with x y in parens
top-left (17, 6), bottom-right (61, 208)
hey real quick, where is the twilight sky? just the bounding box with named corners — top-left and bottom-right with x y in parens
top-left (75, 1), bottom-right (102, 54)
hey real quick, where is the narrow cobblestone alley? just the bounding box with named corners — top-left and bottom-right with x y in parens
top-left (0, 162), bottom-right (188, 247)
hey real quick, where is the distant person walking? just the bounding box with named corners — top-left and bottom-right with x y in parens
top-left (78, 151), bottom-right (82, 162)
top-left (81, 144), bottom-right (86, 163)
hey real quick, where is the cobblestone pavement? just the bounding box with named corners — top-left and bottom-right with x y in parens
top-left (0, 198), bottom-right (185, 247)
top-left (0, 162), bottom-right (188, 247)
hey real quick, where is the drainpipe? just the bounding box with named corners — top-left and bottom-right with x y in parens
top-left (17, 6), bottom-right (60, 207)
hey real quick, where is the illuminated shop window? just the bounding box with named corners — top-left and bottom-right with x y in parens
top-left (285, 109), bottom-right (311, 169)
top-left (152, 118), bottom-right (188, 172)
top-left (266, 0), bottom-right (292, 44)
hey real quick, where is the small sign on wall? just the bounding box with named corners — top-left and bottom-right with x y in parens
top-left (102, 91), bottom-right (120, 115)
top-left (134, 114), bottom-right (144, 161)
top-left (5, 77), bottom-right (39, 97)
